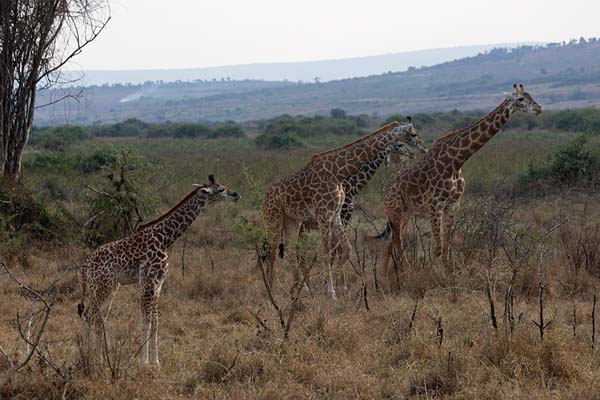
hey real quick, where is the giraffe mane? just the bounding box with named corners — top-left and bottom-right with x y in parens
top-left (310, 121), bottom-right (400, 159)
top-left (433, 98), bottom-right (512, 144)
top-left (137, 186), bottom-right (205, 230)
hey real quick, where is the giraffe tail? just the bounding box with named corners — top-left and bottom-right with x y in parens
top-left (78, 266), bottom-right (87, 319)
top-left (372, 221), bottom-right (393, 241)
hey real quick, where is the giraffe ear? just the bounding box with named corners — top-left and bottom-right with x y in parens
top-left (199, 186), bottom-right (214, 194)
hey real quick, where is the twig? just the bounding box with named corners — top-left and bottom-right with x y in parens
top-left (486, 281), bottom-right (498, 331)
top-left (593, 285), bottom-right (597, 351)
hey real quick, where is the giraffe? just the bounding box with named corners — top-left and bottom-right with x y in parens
top-left (78, 175), bottom-right (240, 365)
top-left (381, 84), bottom-right (543, 277)
top-left (302, 141), bottom-right (416, 231)
top-left (261, 119), bottom-right (427, 297)
top-left (385, 142), bottom-right (415, 169)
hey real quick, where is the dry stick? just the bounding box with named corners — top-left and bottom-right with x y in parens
top-left (348, 224), bottom-right (370, 311)
top-left (486, 281), bottom-right (498, 331)
top-left (255, 245), bottom-right (286, 330)
top-left (532, 247), bottom-right (552, 340)
top-left (2, 263), bottom-right (56, 371)
top-left (249, 307), bottom-right (270, 334)
top-left (572, 299), bottom-right (577, 338)
top-left (592, 285), bottom-right (597, 351)
top-left (504, 267), bottom-right (517, 336)
top-left (436, 317), bottom-right (444, 347)
top-left (408, 298), bottom-right (419, 331)
top-left (372, 252), bottom-right (380, 294)
top-left (206, 246), bottom-right (216, 273)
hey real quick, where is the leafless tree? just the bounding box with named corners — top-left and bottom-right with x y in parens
top-left (0, 0), bottom-right (109, 183)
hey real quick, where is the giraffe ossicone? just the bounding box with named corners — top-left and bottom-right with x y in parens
top-left (381, 84), bottom-right (543, 278)
top-left (79, 175), bottom-right (240, 365)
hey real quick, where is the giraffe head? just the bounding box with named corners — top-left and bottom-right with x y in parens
top-left (391, 117), bottom-right (427, 153)
top-left (385, 143), bottom-right (414, 167)
top-left (389, 142), bottom-right (414, 159)
top-left (507, 84), bottom-right (543, 115)
top-left (194, 174), bottom-right (240, 202)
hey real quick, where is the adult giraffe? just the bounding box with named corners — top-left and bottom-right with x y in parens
top-left (79, 175), bottom-right (240, 365)
top-left (381, 84), bottom-right (543, 276)
top-left (261, 119), bottom-right (426, 297)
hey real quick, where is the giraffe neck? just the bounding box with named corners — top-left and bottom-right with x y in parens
top-left (343, 150), bottom-right (389, 198)
top-left (310, 125), bottom-right (399, 182)
top-left (438, 98), bottom-right (515, 168)
top-left (143, 189), bottom-right (210, 249)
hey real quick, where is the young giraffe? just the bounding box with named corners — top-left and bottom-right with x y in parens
top-left (302, 141), bottom-right (416, 231)
top-left (261, 120), bottom-right (426, 297)
top-left (381, 84), bottom-right (543, 276)
top-left (79, 175), bottom-right (240, 365)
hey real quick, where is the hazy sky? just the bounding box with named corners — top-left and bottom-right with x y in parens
top-left (75, 0), bottom-right (599, 70)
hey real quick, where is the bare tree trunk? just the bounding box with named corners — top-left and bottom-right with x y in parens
top-left (0, 0), bottom-right (109, 184)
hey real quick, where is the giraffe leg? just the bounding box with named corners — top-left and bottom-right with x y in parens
top-left (383, 218), bottom-right (406, 288)
top-left (443, 176), bottom-right (465, 261)
top-left (430, 210), bottom-right (444, 258)
top-left (262, 205), bottom-right (284, 286)
top-left (283, 216), bottom-right (301, 264)
top-left (85, 274), bottom-right (117, 364)
top-left (140, 287), bottom-right (157, 366)
top-left (442, 208), bottom-right (456, 261)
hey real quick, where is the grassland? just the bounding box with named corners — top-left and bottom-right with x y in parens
top-left (1, 128), bottom-right (600, 399)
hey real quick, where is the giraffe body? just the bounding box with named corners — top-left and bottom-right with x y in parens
top-left (261, 121), bottom-right (426, 293)
top-left (382, 85), bottom-right (543, 276)
top-left (79, 175), bottom-right (239, 365)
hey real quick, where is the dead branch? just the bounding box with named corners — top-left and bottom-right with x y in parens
top-left (532, 246), bottom-right (552, 340)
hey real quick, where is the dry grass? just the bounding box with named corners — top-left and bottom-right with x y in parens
top-left (2, 196), bottom-right (600, 399)
top-left (2, 135), bottom-right (600, 398)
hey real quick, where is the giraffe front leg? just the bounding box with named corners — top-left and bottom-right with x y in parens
top-left (150, 276), bottom-right (166, 365)
top-left (442, 208), bottom-right (456, 262)
top-left (141, 283), bottom-right (160, 366)
top-left (430, 211), bottom-right (443, 258)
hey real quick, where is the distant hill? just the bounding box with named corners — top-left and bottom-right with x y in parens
top-left (71, 43), bottom-right (535, 85)
top-left (35, 40), bottom-right (600, 125)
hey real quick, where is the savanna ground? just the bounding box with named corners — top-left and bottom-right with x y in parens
top-left (2, 127), bottom-right (600, 399)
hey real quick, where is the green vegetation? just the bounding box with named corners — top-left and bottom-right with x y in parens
top-left (30, 125), bottom-right (92, 151)
top-left (520, 135), bottom-right (600, 187)
top-left (84, 149), bottom-right (161, 246)
top-left (254, 114), bottom-right (363, 149)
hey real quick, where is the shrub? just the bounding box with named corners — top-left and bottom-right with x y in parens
top-left (518, 135), bottom-right (598, 187)
top-left (211, 123), bottom-right (244, 138)
top-left (255, 132), bottom-right (303, 149)
top-left (0, 182), bottom-right (67, 241)
top-left (77, 146), bottom-right (118, 173)
top-left (84, 149), bottom-right (160, 246)
top-left (30, 125), bottom-right (91, 151)
top-left (550, 135), bottom-right (596, 183)
top-left (171, 123), bottom-right (212, 138)
top-left (330, 108), bottom-right (347, 119)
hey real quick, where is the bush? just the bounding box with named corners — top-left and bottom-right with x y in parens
top-left (0, 182), bottom-right (67, 241)
top-left (30, 125), bottom-right (92, 151)
top-left (26, 146), bottom-right (117, 174)
top-left (550, 135), bottom-right (596, 183)
top-left (211, 123), bottom-right (245, 138)
top-left (518, 135), bottom-right (598, 187)
top-left (330, 108), bottom-right (347, 119)
top-left (84, 148), bottom-right (160, 246)
top-left (77, 147), bottom-right (118, 173)
top-left (171, 123), bottom-right (212, 138)
top-left (255, 132), bottom-right (303, 149)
